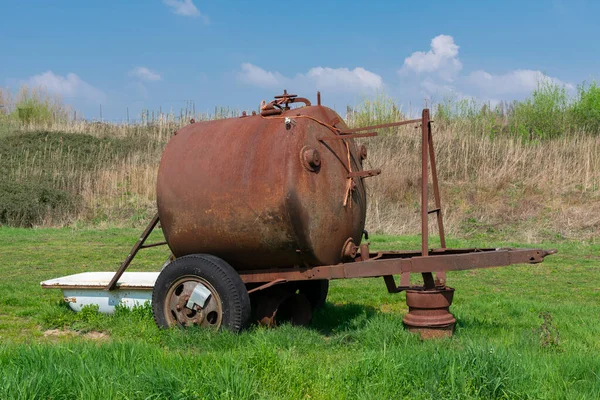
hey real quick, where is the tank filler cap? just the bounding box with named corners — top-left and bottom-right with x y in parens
top-left (274, 89), bottom-right (298, 100)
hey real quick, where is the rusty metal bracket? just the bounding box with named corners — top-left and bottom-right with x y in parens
top-left (247, 279), bottom-right (288, 294)
top-left (106, 212), bottom-right (162, 291)
top-left (140, 241), bottom-right (168, 249)
top-left (348, 169), bottom-right (381, 178)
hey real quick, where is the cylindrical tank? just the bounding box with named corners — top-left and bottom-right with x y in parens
top-left (157, 102), bottom-right (367, 271)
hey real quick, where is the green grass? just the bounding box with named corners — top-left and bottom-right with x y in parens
top-left (0, 228), bottom-right (599, 399)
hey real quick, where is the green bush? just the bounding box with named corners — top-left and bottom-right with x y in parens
top-left (0, 180), bottom-right (77, 227)
top-left (434, 96), bottom-right (480, 121)
top-left (347, 92), bottom-right (405, 131)
top-left (0, 131), bottom-right (140, 172)
top-left (9, 87), bottom-right (68, 125)
top-left (508, 81), bottom-right (571, 140)
top-left (571, 81), bottom-right (600, 134)
top-left (434, 96), bottom-right (507, 138)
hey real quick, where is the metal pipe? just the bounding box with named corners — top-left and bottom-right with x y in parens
top-left (341, 118), bottom-right (422, 133)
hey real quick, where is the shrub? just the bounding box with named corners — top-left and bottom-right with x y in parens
top-left (9, 86), bottom-right (69, 125)
top-left (0, 180), bottom-right (77, 227)
top-left (571, 81), bottom-right (600, 134)
top-left (434, 96), bottom-right (480, 121)
top-left (509, 81), bottom-right (571, 140)
top-left (433, 95), bottom-right (506, 138)
top-left (346, 92), bottom-right (405, 131)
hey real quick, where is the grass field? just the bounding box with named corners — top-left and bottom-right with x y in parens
top-left (0, 227), bottom-right (598, 399)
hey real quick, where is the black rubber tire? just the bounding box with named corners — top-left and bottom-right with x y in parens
top-left (297, 280), bottom-right (329, 310)
top-left (152, 254), bottom-right (251, 332)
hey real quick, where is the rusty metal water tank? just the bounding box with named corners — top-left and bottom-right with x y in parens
top-left (157, 93), bottom-right (368, 271)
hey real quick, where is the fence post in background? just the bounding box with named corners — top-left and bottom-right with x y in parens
top-left (100, 104), bottom-right (103, 122)
top-left (127, 107), bottom-right (129, 124)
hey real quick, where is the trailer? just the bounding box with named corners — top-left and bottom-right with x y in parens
top-left (42, 91), bottom-right (556, 338)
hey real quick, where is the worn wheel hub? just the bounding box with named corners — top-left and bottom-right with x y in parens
top-left (165, 277), bottom-right (222, 329)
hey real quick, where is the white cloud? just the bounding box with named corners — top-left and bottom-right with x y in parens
top-left (238, 63), bottom-right (285, 87)
top-left (237, 63), bottom-right (383, 93)
top-left (129, 66), bottom-right (162, 82)
top-left (305, 67), bottom-right (382, 91)
top-left (402, 34), bottom-right (462, 81)
top-left (398, 34), bottom-right (573, 104)
top-left (24, 71), bottom-right (106, 103)
top-left (467, 69), bottom-right (574, 96)
top-left (163, 0), bottom-right (209, 22)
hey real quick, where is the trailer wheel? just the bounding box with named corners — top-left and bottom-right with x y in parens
top-left (297, 280), bottom-right (329, 310)
top-left (152, 254), bottom-right (251, 332)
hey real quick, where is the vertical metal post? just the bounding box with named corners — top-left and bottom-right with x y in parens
top-left (421, 109), bottom-right (435, 290)
top-left (421, 109), bottom-right (429, 257)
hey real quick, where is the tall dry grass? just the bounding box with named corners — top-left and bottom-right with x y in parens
top-left (363, 122), bottom-right (600, 240)
top-left (2, 91), bottom-right (599, 241)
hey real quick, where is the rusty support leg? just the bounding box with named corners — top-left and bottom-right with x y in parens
top-left (421, 109), bottom-right (429, 258)
top-left (427, 119), bottom-right (447, 285)
top-left (384, 275), bottom-right (400, 293)
top-left (420, 109), bottom-right (436, 290)
top-left (106, 212), bottom-right (160, 291)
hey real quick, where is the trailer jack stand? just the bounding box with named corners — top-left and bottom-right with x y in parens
top-left (403, 287), bottom-right (456, 339)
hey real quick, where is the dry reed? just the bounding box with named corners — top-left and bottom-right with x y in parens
top-left (3, 114), bottom-right (599, 241)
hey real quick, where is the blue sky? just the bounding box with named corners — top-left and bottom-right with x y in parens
top-left (1, 0), bottom-right (599, 120)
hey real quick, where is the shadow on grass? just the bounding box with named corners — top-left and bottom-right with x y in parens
top-left (453, 315), bottom-right (513, 336)
top-left (309, 302), bottom-right (379, 335)
top-left (40, 298), bottom-right (382, 340)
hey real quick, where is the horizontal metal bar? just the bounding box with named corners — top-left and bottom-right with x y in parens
top-left (348, 169), bottom-right (382, 178)
top-left (139, 241), bottom-right (168, 249)
top-left (342, 118), bottom-right (422, 133)
top-left (367, 247), bottom-right (495, 260)
top-left (238, 248), bottom-right (555, 284)
top-left (319, 132), bottom-right (378, 140)
top-left (427, 208), bottom-right (441, 214)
